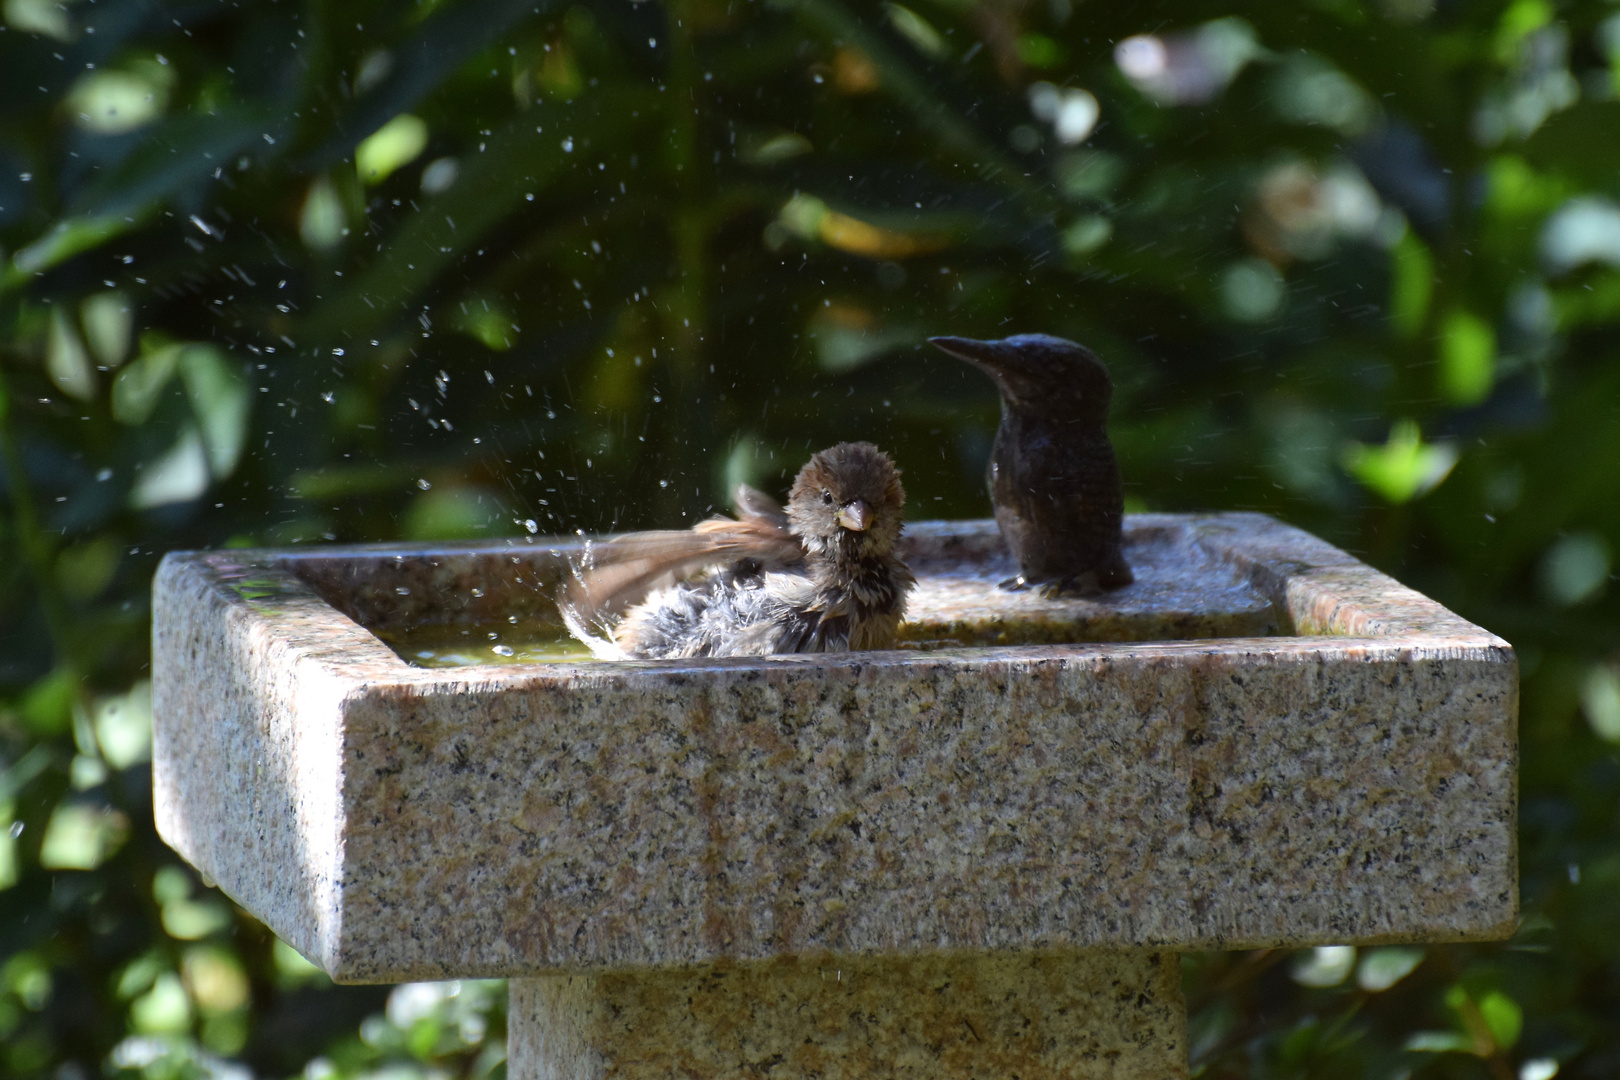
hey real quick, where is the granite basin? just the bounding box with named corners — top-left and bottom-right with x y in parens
top-left (152, 512), bottom-right (1517, 1078)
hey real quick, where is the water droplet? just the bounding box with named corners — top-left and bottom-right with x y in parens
top-left (492, 644), bottom-right (514, 656)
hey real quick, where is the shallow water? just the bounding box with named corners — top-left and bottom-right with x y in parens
top-left (375, 623), bottom-right (593, 667)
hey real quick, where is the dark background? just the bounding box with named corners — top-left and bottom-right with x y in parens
top-left (2, 0), bottom-right (1619, 1076)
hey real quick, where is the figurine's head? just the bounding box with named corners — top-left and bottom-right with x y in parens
top-left (929, 333), bottom-right (1113, 423)
top-left (788, 441), bottom-right (906, 560)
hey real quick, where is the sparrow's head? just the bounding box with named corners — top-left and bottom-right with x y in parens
top-left (928, 333), bottom-right (1113, 422)
top-left (788, 441), bottom-right (906, 559)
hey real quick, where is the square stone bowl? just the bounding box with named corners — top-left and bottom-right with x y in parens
top-left (152, 513), bottom-right (1516, 985)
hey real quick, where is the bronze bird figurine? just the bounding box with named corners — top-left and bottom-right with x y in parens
top-left (929, 333), bottom-right (1133, 597)
top-left (561, 441), bottom-right (916, 659)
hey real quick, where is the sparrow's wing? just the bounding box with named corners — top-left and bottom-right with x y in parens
top-left (733, 483), bottom-right (790, 530)
top-left (561, 517), bottom-right (803, 630)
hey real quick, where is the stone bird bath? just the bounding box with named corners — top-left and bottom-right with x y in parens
top-left (151, 514), bottom-right (1516, 1079)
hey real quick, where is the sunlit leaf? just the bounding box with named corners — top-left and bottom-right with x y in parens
top-left (129, 425), bottom-right (210, 509)
top-left (403, 487), bottom-right (505, 540)
top-left (95, 681), bottom-right (153, 769)
top-left (1494, 0), bottom-right (1554, 62)
top-left (80, 291), bottom-right (133, 368)
top-left (65, 70), bottom-right (166, 134)
top-left (178, 346), bottom-right (251, 478)
top-left (111, 343), bottom-right (183, 424)
top-left (1390, 229), bottom-right (1434, 337)
top-left (1540, 197), bottom-right (1620, 275)
top-left (1220, 259), bottom-right (1284, 322)
top-left (886, 4), bottom-right (948, 59)
top-left (1341, 419), bottom-right (1457, 503)
top-left (304, 0), bottom-right (565, 167)
top-left (356, 114), bottom-right (429, 185)
top-left (1289, 945), bottom-right (1356, 988)
top-left (130, 972), bottom-right (192, 1033)
top-left (39, 803), bottom-right (129, 870)
top-left (1061, 215), bottom-right (1112, 258)
top-left (1355, 946), bottom-right (1424, 991)
top-left (300, 175), bottom-right (349, 250)
top-left (6, 214), bottom-right (133, 287)
top-left (455, 295), bottom-right (519, 351)
top-left (739, 130), bottom-right (814, 166)
top-left (1404, 1030), bottom-right (1474, 1054)
top-left (56, 536), bottom-right (122, 602)
top-left (1439, 309), bottom-right (1495, 406)
top-left (1477, 990), bottom-right (1523, 1050)
top-left (1581, 665), bottom-right (1620, 742)
top-left (299, 88), bottom-right (651, 339)
top-left (46, 306), bottom-right (96, 401)
top-left (161, 897), bottom-right (232, 940)
top-left (3, 0), bottom-right (72, 39)
top-left (1538, 532), bottom-right (1611, 607)
top-left (181, 946), bottom-right (249, 1014)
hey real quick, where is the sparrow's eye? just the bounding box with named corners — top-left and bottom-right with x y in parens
top-left (821, 491), bottom-right (834, 505)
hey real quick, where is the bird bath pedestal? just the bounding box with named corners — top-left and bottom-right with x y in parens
top-left (151, 514), bottom-right (1516, 1079)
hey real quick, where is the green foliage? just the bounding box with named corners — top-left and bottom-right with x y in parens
top-left (2, 0), bottom-right (1618, 1077)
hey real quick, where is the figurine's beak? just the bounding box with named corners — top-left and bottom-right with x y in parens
top-left (835, 499), bottom-right (870, 532)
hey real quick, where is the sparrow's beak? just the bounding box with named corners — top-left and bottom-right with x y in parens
top-left (835, 499), bottom-right (871, 532)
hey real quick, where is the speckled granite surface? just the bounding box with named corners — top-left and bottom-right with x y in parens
top-left (508, 950), bottom-right (1185, 1080)
top-left (152, 513), bottom-right (1516, 987)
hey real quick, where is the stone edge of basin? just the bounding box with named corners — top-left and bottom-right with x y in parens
top-left (150, 513), bottom-right (1517, 984)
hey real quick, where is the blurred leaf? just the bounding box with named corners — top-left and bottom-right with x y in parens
top-left (38, 802), bottom-right (128, 870)
top-left (886, 4), bottom-right (948, 60)
top-left (94, 680), bottom-right (153, 769)
top-left (3, 0), bottom-right (71, 39)
top-left (402, 487), bottom-right (507, 541)
top-left (1404, 1030), bottom-right (1475, 1054)
top-left (20, 667), bottom-right (78, 736)
top-left (182, 946), bottom-right (250, 1014)
top-left (1289, 945), bottom-right (1356, 988)
top-left (1477, 990), bottom-right (1523, 1050)
top-left (304, 0), bottom-right (566, 167)
top-left (1581, 665), bottom-right (1620, 742)
top-left (70, 109), bottom-right (270, 220)
top-left (1342, 419), bottom-right (1458, 503)
top-left (161, 897), bottom-right (232, 941)
top-left (178, 346), bottom-right (251, 479)
top-left (80, 291), bottom-right (133, 368)
top-left (64, 70), bottom-right (167, 135)
top-left (45, 306), bottom-right (96, 402)
top-left (1439, 309), bottom-right (1495, 406)
top-left (357, 114), bottom-right (430, 185)
top-left (1390, 229), bottom-right (1434, 338)
top-left (56, 536), bottom-right (122, 602)
top-left (129, 426), bottom-right (210, 510)
top-left (1356, 946), bottom-right (1424, 991)
top-left (299, 175), bottom-right (349, 251)
top-left (300, 87), bottom-right (652, 339)
top-left (1537, 532), bottom-right (1611, 607)
top-left (130, 972), bottom-right (192, 1034)
top-left (111, 343), bottom-right (182, 424)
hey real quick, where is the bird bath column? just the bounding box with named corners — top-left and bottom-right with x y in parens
top-left (150, 514), bottom-right (1517, 1080)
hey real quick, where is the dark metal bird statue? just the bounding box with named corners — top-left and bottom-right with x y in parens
top-left (560, 441), bottom-right (916, 659)
top-left (928, 333), bottom-right (1133, 597)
